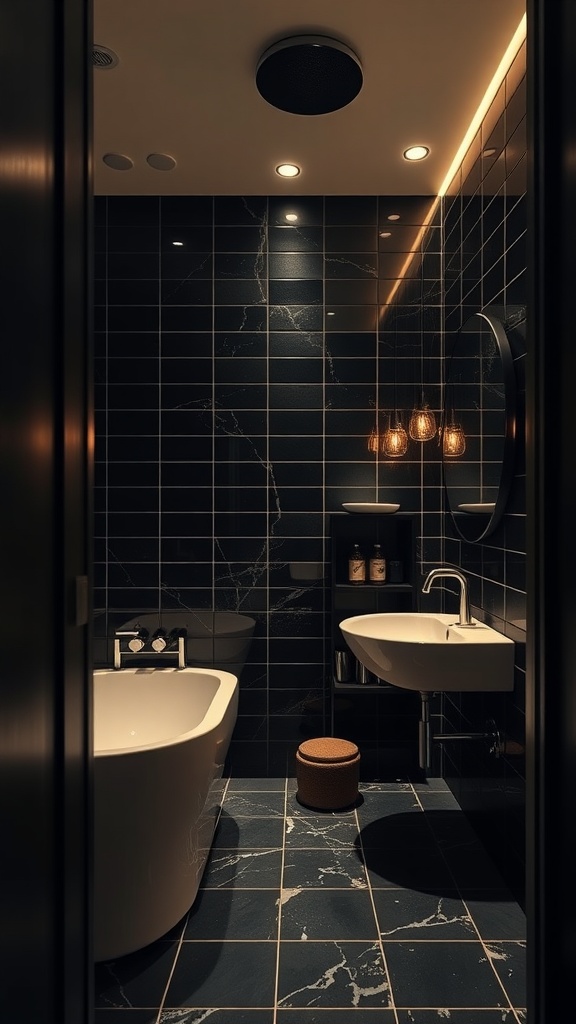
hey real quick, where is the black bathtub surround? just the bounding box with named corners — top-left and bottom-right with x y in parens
top-left (94, 776), bottom-right (526, 1021)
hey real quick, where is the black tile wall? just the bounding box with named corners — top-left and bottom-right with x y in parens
top-left (93, 193), bottom-right (440, 778)
top-left (434, 40), bottom-right (527, 905)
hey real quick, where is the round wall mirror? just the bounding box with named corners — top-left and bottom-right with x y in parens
top-left (442, 309), bottom-right (518, 543)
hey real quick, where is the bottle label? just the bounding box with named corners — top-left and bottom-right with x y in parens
top-left (348, 558), bottom-right (366, 583)
top-left (369, 558), bottom-right (386, 583)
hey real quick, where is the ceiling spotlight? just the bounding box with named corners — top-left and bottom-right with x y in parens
top-left (403, 145), bottom-right (430, 161)
top-left (285, 212), bottom-right (298, 222)
top-left (379, 231), bottom-right (392, 238)
top-left (387, 214), bottom-right (400, 221)
top-left (482, 147), bottom-right (497, 158)
top-left (256, 35), bottom-right (363, 115)
top-left (276, 163), bottom-right (301, 178)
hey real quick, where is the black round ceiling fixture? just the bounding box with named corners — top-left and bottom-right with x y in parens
top-left (256, 35), bottom-right (363, 115)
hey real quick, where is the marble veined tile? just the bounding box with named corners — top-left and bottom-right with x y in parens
top-left (201, 847), bottom-right (283, 888)
top-left (222, 791), bottom-right (286, 817)
top-left (184, 888), bottom-right (279, 941)
top-left (277, 940), bottom-right (392, 1009)
top-left (164, 942), bottom-right (277, 1009)
top-left (284, 816), bottom-right (360, 849)
top-left (282, 847), bottom-right (367, 889)
top-left (383, 940), bottom-right (510, 1008)
top-left (159, 1011), bottom-right (274, 1024)
top-left (372, 889), bottom-right (477, 940)
top-left (279, 888), bottom-right (378, 941)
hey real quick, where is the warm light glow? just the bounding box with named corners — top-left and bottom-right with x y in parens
top-left (437, 14), bottom-right (526, 196)
top-left (403, 145), bottom-right (430, 161)
top-left (409, 405), bottom-right (437, 441)
top-left (276, 163), bottom-right (301, 177)
top-left (367, 427), bottom-right (380, 453)
top-left (442, 423), bottom-right (466, 456)
top-left (285, 212), bottom-right (298, 222)
top-left (382, 418), bottom-right (408, 457)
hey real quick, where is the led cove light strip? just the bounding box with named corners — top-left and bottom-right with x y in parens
top-left (437, 13), bottom-right (526, 196)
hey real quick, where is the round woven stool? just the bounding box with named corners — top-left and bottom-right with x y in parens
top-left (295, 737), bottom-right (360, 811)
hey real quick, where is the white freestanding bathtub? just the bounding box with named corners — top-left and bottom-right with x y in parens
top-left (93, 666), bottom-right (238, 962)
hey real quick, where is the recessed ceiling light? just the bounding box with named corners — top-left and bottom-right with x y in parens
top-left (172, 240), bottom-right (184, 247)
top-left (102, 153), bottom-right (133, 171)
top-left (285, 212), bottom-right (298, 222)
top-left (387, 214), bottom-right (400, 221)
top-left (379, 231), bottom-right (392, 238)
top-left (326, 310), bottom-right (336, 316)
top-left (403, 145), bottom-right (430, 161)
top-left (276, 163), bottom-right (301, 177)
top-left (482, 147), bottom-right (497, 158)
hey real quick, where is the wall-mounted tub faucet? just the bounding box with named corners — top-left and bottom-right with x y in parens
top-left (421, 567), bottom-right (474, 627)
top-left (113, 626), bottom-right (187, 669)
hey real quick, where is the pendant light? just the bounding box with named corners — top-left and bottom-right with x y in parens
top-left (382, 411), bottom-right (409, 457)
top-left (442, 411), bottom-right (466, 456)
top-left (409, 256), bottom-right (437, 441)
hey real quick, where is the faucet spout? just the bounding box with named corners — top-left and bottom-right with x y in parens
top-left (421, 567), bottom-right (473, 626)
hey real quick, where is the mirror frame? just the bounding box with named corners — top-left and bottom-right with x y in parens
top-left (442, 309), bottom-right (517, 543)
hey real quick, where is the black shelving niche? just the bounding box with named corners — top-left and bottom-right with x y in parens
top-left (329, 511), bottom-right (421, 779)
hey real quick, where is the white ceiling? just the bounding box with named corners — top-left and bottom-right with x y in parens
top-left (93, 0), bottom-right (525, 197)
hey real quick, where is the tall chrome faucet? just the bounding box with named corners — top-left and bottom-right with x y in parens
top-left (421, 567), bottom-right (474, 627)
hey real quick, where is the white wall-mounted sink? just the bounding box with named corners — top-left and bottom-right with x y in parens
top-left (339, 612), bottom-right (514, 693)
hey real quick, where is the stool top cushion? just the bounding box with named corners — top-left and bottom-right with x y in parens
top-left (298, 737), bottom-right (359, 764)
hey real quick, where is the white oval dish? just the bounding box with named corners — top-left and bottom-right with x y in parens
top-left (342, 502), bottom-right (400, 514)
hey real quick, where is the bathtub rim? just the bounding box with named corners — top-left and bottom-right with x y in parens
top-left (93, 665), bottom-right (238, 758)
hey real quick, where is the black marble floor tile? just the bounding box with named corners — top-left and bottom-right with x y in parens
top-left (164, 941), bottom-right (277, 1008)
top-left (94, 942), bottom-right (178, 1009)
top-left (286, 791), bottom-right (358, 817)
top-left (276, 940), bottom-right (392, 1009)
top-left (212, 813), bottom-right (285, 848)
top-left (484, 940), bottom-right (527, 1007)
top-left (222, 791), bottom-right (286, 816)
top-left (360, 780), bottom-right (414, 793)
top-left (277, 1011), bottom-right (396, 1022)
top-left (362, 847), bottom-right (457, 891)
top-left (357, 815), bottom-right (438, 851)
top-left (159, 1013), bottom-right (274, 1023)
top-left (201, 847), bottom-right (283, 888)
top-left (159, 1012), bottom-right (274, 1024)
top-left (395, 1012), bottom-right (521, 1023)
top-left (372, 889), bottom-right (477, 940)
top-left (440, 842), bottom-right (509, 889)
top-left (226, 777), bottom-right (286, 791)
top-left (280, 888), bottom-right (378, 940)
top-left (383, 940), bottom-right (512, 1008)
top-left (282, 847), bottom-right (367, 888)
top-left (356, 791), bottom-right (423, 824)
top-left (412, 777), bottom-right (451, 793)
top-left (184, 888), bottom-right (279, 940)
top-left (462, 891), bottom-right (527, 940)
top-left (284, 816), bottom-right (360, 849)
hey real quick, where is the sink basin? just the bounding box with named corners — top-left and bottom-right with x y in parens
top-left (339, 612), bottom-right (514, 692)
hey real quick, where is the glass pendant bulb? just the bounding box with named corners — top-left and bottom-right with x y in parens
top-left (409, 402), bottom-right (437, 441)
top-left (382, 415), bottom-right (408, 457)
top-left (367, 426), bottom-right (380, 453)
top-left (442, 421), bottom-right (466, 456)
